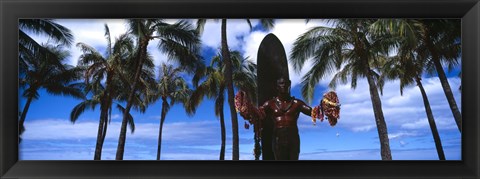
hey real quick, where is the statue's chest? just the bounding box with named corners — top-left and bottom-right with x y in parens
top-left (270, 101), bottom-right (299, 117)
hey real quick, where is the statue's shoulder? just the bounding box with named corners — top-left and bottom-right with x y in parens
top-left (292, 97), bottom-right (306, 105)
top-left (262, 98), bottom-right (276, 106)
top-left (292, 96), bottom-right (299, 103)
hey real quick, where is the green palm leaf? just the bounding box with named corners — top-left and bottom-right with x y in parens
top-left (70, 99), bottom-right (99, 123)
top-left (116, 104), bottom-right (135, 133)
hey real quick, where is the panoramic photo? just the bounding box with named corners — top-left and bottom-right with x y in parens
top-left (18, 19), bottom-right (461, 160)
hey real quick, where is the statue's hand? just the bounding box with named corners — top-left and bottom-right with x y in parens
top-left (234, 90), bottom-right (245, 112)
top-left (235, 90), bottom-right (266, 122)
top-left (235, 90), bottom-right (252, 120)
top-left (310, 106), bottom-right (324, 125)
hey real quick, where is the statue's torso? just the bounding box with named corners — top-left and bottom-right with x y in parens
top-left (264, 98), bottom-right (303, 129)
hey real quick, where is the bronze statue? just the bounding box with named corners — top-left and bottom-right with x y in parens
top-left (237, 33), bottom-right (340, 160)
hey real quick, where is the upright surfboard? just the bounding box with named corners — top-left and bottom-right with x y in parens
top-left (257, 33), bottom-right (290, 160)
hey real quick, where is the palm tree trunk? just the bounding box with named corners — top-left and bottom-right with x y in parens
top-left (218, 91), bottom-right (226, 160)
top-left (416, 77), bottom-right (446, 160)
top-left (425, 34), bottom-right (462, 132)
top-left (221, 18), bottom-right (240, 160)
top-left (100, 110), bottom-right (109, 155)
top-left (97, 105), bottom-right (111, 160)
top-left (116, 39), bottom-right (149, 160)
top-left (157, 98), bottom-right (168, 160)
top-left (19, 96), bottom-right (34, 136)
top-left (101, 106), bottom-right (113, 149)
top-left (96, 76), bottom-right (113, 160)
top-left (365, 64), bottom-right (392, 160)
top-left (432, 56), bottom-right (462, 132)
top-left (95, 103), bottom-right (108, 160)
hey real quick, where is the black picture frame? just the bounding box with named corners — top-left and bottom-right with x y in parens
top-left (1, 0), bottom-right (479, 178)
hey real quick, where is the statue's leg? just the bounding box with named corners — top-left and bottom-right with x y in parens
top-left (272, 128), bottom-right (291, 160)
top-left (261, 118), bottom-right (275, 160)
top-left (289, 133), bottom-right (300, 160)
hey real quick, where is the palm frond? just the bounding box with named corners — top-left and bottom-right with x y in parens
top-left (104, 24), bottom-right (113, 57)
top-left (290, 26), bottom-right (345, 73)
top-left (19, 19), bottom-right (74, 46)
top-left (158, 39), bottom-right (201, 73)
top-left (70, 99), bottom-right (99, 123)
top-left (329, 64), bottom-right (352, 89)
top-left (116, 104), bottom-right (135, 133)
top-left (259, 19), bottom-right (275, 30)
top-left (196, 19), bottom-right (207, 34)
top-left (245, 19), bottom-right (253, 30)
top-left (185, 84), bottom-right (207, 115)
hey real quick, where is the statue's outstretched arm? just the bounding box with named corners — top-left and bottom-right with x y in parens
top-left (297, 100), bottom-right (323, 125)
top-left (234, 91), bottom-right (266, 122)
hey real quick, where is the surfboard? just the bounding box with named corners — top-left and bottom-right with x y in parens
top-left (256, 33), bottom-right (290, 160)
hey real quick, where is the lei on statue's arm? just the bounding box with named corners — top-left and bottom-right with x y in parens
top-left (234, 91), bottom-right (266, 124)
top-left (312, 91), bottom-right (341, 126)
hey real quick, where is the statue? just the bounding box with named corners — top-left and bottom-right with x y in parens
top-left (234, 33), bottom-right (341, 160)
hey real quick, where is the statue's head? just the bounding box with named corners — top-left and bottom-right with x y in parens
top-left (276, 76), bottom-right (291, 95)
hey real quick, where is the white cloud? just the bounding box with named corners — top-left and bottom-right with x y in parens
top-left (55, 19), bottom-right (129, 66)
top-left (401, 116), bottom-right (458, 130)
top-left (400, 119), bottom-right (430, 130)
top-left (22, 118), bottom-right (219, 142)
top-left (388, 131), bottom-right (422, 140)
top-left (399, 140), bottom-right (408, 147)
top-left (111, 114), bottom-right (121, 120)
top-left (352, 125), bottom-right (377, 132)
top-left (22, 118), bottom-right (99, 140)
top-left (200, 19), bottom-right (257, 51)
top-left (242, 31), bottom-right (267, 61)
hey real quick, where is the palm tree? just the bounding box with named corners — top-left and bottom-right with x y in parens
top-left (70, 82), bottom-right (137, 160)
top-left (290, 19), bottom-right (396, 160)
top-left (186, 51), bottom-right (257, 160)
top-left (417, 19), bottom-right (462, 132)
top-left (71, 25), bottom-right (139, 160)
top-left (19, 43), bottom-right (84, 137)
top-left (18, 19), bottom-right (76, 135)
top-left (379, 51), bottom-right (446, 160)
top-left (196, 19), bottom-right (274, 160)
top-left (115, 19), bottom-right (202, 160)
top-left (19, 19), bottom-right (74, 72)
top-left (145, 63), bottom-right (191, 160)
top-left (371, 19), bottom-right (462, 132)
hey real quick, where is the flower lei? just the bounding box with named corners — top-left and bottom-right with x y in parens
top-left (235, 91), bottom-right (265, 129)
top-left (310, 91), bottom-right (341, 126)
top-left (321, 91), bottom-right (341, 126)
top-left (311, 106), bottom-right (323, 125)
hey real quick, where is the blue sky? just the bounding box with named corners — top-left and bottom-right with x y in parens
top-left (19, 19), bottom-right (462, 160)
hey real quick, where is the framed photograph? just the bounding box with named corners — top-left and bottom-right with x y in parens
top-left (1, 0), bottom-right (479, 178)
